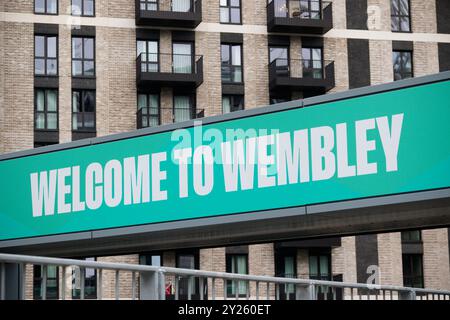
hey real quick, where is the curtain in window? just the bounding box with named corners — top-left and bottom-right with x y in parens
top-left (173, 43), bottom-right (192, 74)
top-left (172, 0), bottom-right (191, 12)
top-left (47, 90), bottom-right (57, 129)
top-left (231, 256), bottom-right (247, 295)
top-left (174, 96), bottom-right (191, 122)
top-left (284, 256), bottom-right (295, 294)
top-left (36, 90), bottom-right (45, 129)
top-left (274, 0), bottom-right (288, 17)
top-left (222, 96), bottom-right (231, 113)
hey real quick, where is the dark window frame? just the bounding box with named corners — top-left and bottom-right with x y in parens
top-left (172, 41), bottom-right (195, 74)
top-left (72, 90), bottom-right (96, 132)
top-left (393, 50), bottom-right (413, 81)
top-left (175, 250), bottom-right (200, 299)
top-left (137, 39), bottom-right (160, 73)
top-left (221, 43), bottom-right (243, 83)
top-left (34, 0), bottom-right (59, 15)
top-left (137, 92), bottom-right (161, 127)
top-left (172, 92), bottom-right (196, 122)
top-left (220, 0), bottom-right (242, 25)
top-left (309, 250), bottom-right (332, 281)
top-left (402, 254), bottom-right (424, 288)
top-left (140, 0), bottom-right (159, 11)
top-left (72, 36), bottom-right (96, 77)
top-left (301, 46), bottom-right (324, 79)
top-left (298, 0), bottom-right (323, 19)
top-left (269, 45), bottom-right (290, 76)
top-left (71, 0), bottom-right (96, 17)
top-left (222, 94), bottom-right (244, 113)
top-left (34, 34), bottom-right (59, 77)
top-left (226, 253), bottom-right (249, 298)
top-left (391, 0), bottom-right (412, 33)
top-left (33, 265), bottom-right (59, 300)
top-left (35, 88), bottom-right (59, 131)
top-left (401, 230), bottom-right (422, 243)
top-left (139, 252), bottom-right (164, 266)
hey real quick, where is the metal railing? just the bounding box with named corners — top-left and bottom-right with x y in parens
top-left (137, 107), bottom-right (205, 129)
top-left (1, 253), bottom-right (450, 300)
top-left (136, 53), bottom-right (203, 75)
top-left (269, 58), bottom-right (334, 80)
top-left (138, 0), bottom-right (201, 13)
top-left (267, 0), bottom-right (332, 20)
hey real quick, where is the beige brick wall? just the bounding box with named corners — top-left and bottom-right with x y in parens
top-left (249, 244), bottom-right (275, 298)
top-left (422, 228), bottom-right (450, 290)
top-left (297, 249), bottom-right (309, 278)
top-left (96, 0), bottom-right (135, 19)
top-left (203, 0), bottom-right (220, 23)
top-left (243, 33), bottom-right (270, 109)
top-left (410, 0), bottom-right (437, 33)
top-left (369, 40), bottom-right (394, 84)
top-left (378, 232), bottom-right (403, 286)
top-left (331, 0), bottom-right (347, 29)
top-left (0, 21), bottom-right (4, 154)
top-left (58, 24), bottom-right (72, 143)
top-left (324, 37), bottom-right (349, 93)
top-left (200, 247), bottom-right (226, 298)
top-left (333, 236), bottom-right (357, 283)
top-left (367, 0), bottom-right (391, 31)
top-left (4, 1), bottom-right (33, 13)
top-left (242, 0), bottom-right (266, 25)
top-left (196, 31), bottom-right (222, 116)
top-left (97, 255), bottom-right (139, 299)
top-left (2, 22), bottom-right (34, 153)
top-left (413, 42), bottom-right (439, 77)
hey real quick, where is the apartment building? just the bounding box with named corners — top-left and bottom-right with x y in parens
top-left (0, 0), bottom-right (449, 299)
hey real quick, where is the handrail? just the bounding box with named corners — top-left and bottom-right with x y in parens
top-left (1, 253), bottom-right (450, 298)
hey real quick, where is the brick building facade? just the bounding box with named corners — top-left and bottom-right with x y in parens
top-left (1, 0), bottom-right (450, 299)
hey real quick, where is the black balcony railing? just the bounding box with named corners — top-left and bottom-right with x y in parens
top-left (221, 65), bottom-right (243, 83)
top-left (136, 53), bottom-right (203, 88)
top-left (137, 107), bottom-right (205, 129)
top-left (136, 0), bottom-right (202, 27)
top-left (269, 58), bottom-right (335, 92)
top-left (267, 0), bottom-right (333, 34)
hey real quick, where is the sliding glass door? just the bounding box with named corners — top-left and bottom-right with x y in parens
top-left (137, 40), bottom-right (158, 72)
top-left (173, 42), bottom-right (193, 74)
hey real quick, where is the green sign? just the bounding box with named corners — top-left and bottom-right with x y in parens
top-left (1, 80), bottom-right (450, 241)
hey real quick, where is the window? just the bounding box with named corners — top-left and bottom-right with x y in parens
top-left (176, 252), bottom-right (199, 299)
top-left (72, 257), bottom-right (97, 299)
top-left (72, 37), bottom-right (95, 77)
top-left (222, 95), bottom-right (244, 113)
top-left (275, 250), bottom-right (297, 300)
top-left (174, 95), bottom-right (194, 122)
top-left (35, 89), bottom-right (58, 130)
top-left (71, 0), bottom-right (95, 16)
top-left (33, 265), bottom-right (59, 300)
top-left (226, 254), bottom-right (248, 297)
top-left (393, 50), bottom-right (413, 81)
top-left (221, 44), bottom-right (243, 83)
top-left (403, 254), bottom-right (424, 288)
top-left (140, 254), bottom-right (162, 266)
top-left (137, 40), bottom-right (159, 72)
top-left (35, 35), bottom-right (58, 76)
top-left (402, 230), bottom-right (422, 242)
top-left (269, 46), bottom-right (289, 76)
top-left (299, 0), bottom-right (322, 19)
top-left (391, 0), bottom-right (411, 32)
top-left (140, 0), bottom-right (158, 11)
top-left (35, 0), bottom-right (58, 14)
top-left (220, 0), bottom-right (241, 24)
top-left (302, 47), bottom-right (323, 78)
top-left (172, 0), bottom-right (192, 12)
top-left (72, 90), bottom-right (95, 131)
top-left (138, 93), bottom-right (160, 128)
top-left (173, 42), bottom-right (193, 74)
top-left (309, 252), bottom-right (331, 281)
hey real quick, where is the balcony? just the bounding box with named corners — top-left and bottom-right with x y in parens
top-left (135, 0), bottom-right (202, 28)
top-left (137, 106), bottom-right (205, 129)
top-left (267, 0), bottom-right (333, 34)
top-left (136, 53), bottom-right (203, 89)
top-left (269, 58), bottom-right (335, 95)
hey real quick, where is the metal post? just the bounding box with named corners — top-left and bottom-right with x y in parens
top-left (175, 276), bottom-right (179, 300)
top-left (158, 271), bottom-right (165, 300)
top-left (20, 263), bottom-right (26, 300)
top-left (80, 267), bottom-right (85, 300)
top-left (224, 279), bottom-right (227, 300)
top-left (98, 269), bottom-right (103, 300)
top-left (187, 276), bottom-right (192, 301)
top-left (115, 270), bottom-right (120, 300)
top-left (0, 263), bottom-right (5, 300)
top-left (256, 281), bottom-right (259, 300)
top-left (42, 265), bottom-right (47, 300)
top-left (132, 272), bottom-right (136, 300)
top-left (199, 277), bottom-right (204, 300)
top-left (212, 278), bottom-right (216, 300)
top-left (140, 271), bottom-right (160, 300)
top-left (61, 266), bottom-right (66, 300)
top-left (266, 282), bottom-right (270, 300)
top-left (246, 281), bottom-right (249, 300)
